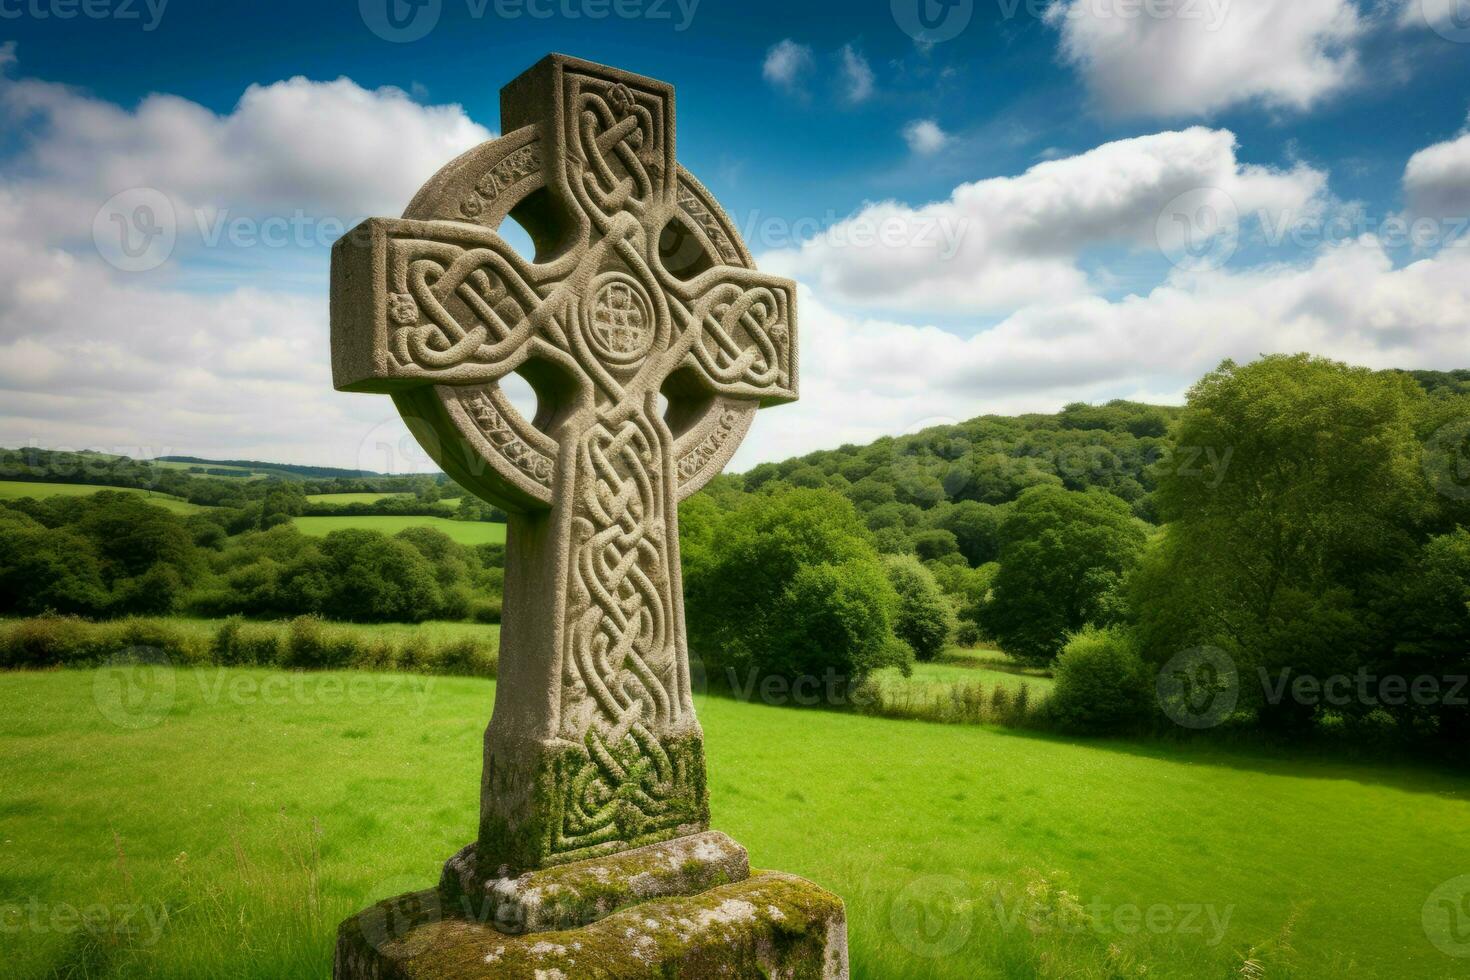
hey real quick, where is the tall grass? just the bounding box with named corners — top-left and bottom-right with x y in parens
top-left (853, 678), bottom-right (1047, 728)
top-left (0, 615), bottom-right (497, 678)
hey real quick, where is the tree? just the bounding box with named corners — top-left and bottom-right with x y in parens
top-left (883, 555), bottom-right (955, 662)
top-left (912, 528), bottom-right (960, 562)
top-left (683, 488), bottom-right (905, 692)
top-left (1133, 355), bottom-right (1427, 733)
top-left (983, 486), bottom-right (1147, 665)
top-left (1371, 528), bottom-right (1470, 743)
top-left (1049, 625), bottom-right (1150, 734)
top-left (928, 499), bottom-right (1006, 566)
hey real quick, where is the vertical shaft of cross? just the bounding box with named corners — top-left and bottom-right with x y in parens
top-left (477, 394), bottom-right (708, 875)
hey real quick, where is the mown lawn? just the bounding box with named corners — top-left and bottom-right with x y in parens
top-left (290, 515), bottom-right (507, 546)
top-left (2, 668), bottom-right (1466, 978)
top-left (0, 481), bottom-right (206, 515)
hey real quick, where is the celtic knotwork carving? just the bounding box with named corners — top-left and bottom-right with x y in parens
top-left (684, 282), bottom-right (790, 391)
top-left (331, 55), bottom-right (798, 871)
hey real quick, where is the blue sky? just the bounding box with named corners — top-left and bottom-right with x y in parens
top-left (1, 0), bottom-right (1469, 470)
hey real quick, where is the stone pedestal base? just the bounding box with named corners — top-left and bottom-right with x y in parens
top-left (334, 833), bottom-right (848, 979)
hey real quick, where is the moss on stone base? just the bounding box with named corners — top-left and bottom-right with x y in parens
top-left (442, 831), bottom-right (751, 935)
top-left (335, 870), bottom-right (848, 979)
top-left (478, 730), bottom-right (710, 875)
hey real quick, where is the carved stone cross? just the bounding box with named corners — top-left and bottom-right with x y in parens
top-left (331, 54), bottom-right (797, 875)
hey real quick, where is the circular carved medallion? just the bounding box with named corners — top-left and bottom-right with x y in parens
top-left (583, 272), bottom-right (655, 365)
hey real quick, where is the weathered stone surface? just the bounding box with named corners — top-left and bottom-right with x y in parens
top-left (332, 52), bottom-right (797, 876)
top-left (335, 871), bottom-right (847, 980)
top-left (330, 52), bottom-right (842, 978)
top-left (441, 830), bottom-right (751, 935)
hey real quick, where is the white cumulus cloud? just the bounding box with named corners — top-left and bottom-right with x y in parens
top-left (763, 127), bottom-right (1327, 316)
top-left (1047, 0), bottom-right (1365, 118)
top-left (1404, 115), bottom-right (1470, 219)
top-left (903, 119), bottom-right (950, 155)
top-left (762, 39), bottom-right (813, 92)
top-left (0, 60), bottom-right (493, 466)
top-left (839, 44), bottom-right (875, 103)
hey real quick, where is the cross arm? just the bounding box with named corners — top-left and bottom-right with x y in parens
top-left (662, 267), bottom-right (799, 407)
top-left (331, 217), bottom-right (568, 393)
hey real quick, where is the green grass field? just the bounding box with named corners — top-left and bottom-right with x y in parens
top-left (3, 668), bottom-right (1465, 979)
top-left (145, 460), bottom-right (269, 479)
top-left (290, 516), bottom-right (507, 546)
top-left (875, 645), bottom-right (1056, 698)
top-left (303, 493), bottom-right (410, 505)
top-left (0, 481), bottom-right (206, 515)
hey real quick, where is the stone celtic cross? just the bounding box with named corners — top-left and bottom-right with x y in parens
top-left (331, 54), bottom-right (797, 875)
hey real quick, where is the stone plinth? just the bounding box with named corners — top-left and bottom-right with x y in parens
top-left (335, 833), bottom-right (847, 979)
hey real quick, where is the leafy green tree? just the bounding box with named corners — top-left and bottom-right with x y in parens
top-left (320, 530), bottom-right (443, 622)
top-left (1371, 528), bottom-right (1470, 742)
top-left (927, 500), bottom-right (1005, 566)
top-left (683, 488), bottom-right (905, 691)
top-left (1134, 355), bottom-right (1427, 732)
top-left (1049, 625), bottom-right (1150, 734)
top-left (883, 555), bottom-right (955, 662)
top-left (983, 486), bottom-right (1146, 665)
top-left (912, 528), bottom-right (960, 562)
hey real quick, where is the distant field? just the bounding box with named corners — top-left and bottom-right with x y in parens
top-left (304, 492), bottom-right (410, 505)
top-left (291, 515), bottom-right (507, 546)
top-left (4, 668), bottom-right (1466, 978)
top-left (147, 459), bottom-right (269, 479)
top-left (874, 645), bottom-right (1055, 698)
top-left (0, 480), bottom-right (207, 514)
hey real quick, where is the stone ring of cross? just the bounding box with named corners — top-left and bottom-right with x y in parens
top-left (333, 56), bottom-right (797, 516)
